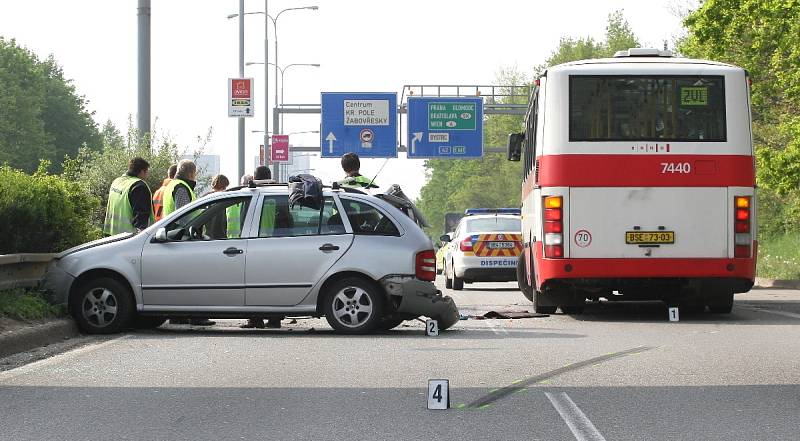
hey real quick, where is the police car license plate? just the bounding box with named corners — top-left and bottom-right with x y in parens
top-left (487, 241), bottom-right (514, 249)
top-left (625, 231), bottom-right (675, 244)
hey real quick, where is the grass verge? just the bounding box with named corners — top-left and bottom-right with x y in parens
top-left (757, 233), bottom-right (800, 279)
top-left (0, 289), bottom-right (63, 321)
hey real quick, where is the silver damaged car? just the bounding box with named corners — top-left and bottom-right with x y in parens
top-left (44, 183), bottom-right (459, 334)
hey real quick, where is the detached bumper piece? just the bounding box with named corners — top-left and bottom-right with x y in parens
top-left (380, 276), bottom-right (460, 330)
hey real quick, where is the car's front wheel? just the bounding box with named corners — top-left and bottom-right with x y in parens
top-left (70, 277), bottom-right (134, 334)
top-left (323, 277), bottom-right (385, 334)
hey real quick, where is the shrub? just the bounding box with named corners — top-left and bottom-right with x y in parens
top-left (0, 289), bottom-right (63, 320)
top-left (0, 162), bottom-right (100, 254)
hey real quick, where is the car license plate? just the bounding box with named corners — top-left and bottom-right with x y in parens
top-left (625, 231), bottom-right (675, 244)
top-left (487, 241), bottom-right (515, 249)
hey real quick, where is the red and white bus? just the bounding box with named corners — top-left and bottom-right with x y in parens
top-left (508, 48), bottom-right (756, 314)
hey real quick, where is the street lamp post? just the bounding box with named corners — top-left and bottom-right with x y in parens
top-left (228, 5), bottom-right (317, 181)
top-left (246, 61), bottom-right (319, 181)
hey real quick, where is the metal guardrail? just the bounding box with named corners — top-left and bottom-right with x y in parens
top-left (0, 254), bottom-right (55, 290)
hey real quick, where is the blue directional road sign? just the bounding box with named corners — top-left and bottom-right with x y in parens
top-left (321, 92), bottom-right (398, 158)
top-left (406, 97), bottom-right (483, 158)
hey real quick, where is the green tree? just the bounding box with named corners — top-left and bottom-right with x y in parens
top-left (40, 56), bottom-right (102, 172)
top-left (62, 121), bottom-right (212, 227)
top-left (537, 10), bottom-right (640, 74)
top-left (417, 69), bottom-right (528, 237)
top-left (679, 0), bottom-right (800, 236)
top-left (0, 38), bottom-right (100, 173)
top-left (0, 38), bottom-right (51, 172)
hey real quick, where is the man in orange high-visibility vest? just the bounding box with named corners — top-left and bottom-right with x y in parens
top-left (152, 164), bottom-right (177, 221)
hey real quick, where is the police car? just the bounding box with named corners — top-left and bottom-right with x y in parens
top-left (441, 209), bottom-right (523, 290)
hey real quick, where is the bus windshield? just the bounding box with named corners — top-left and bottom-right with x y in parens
top-left (465, 217), bottom-right (521, 233)
top-left (569, 75), bottom-right (727, 142)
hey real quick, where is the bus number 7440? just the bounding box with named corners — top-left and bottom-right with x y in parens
top-left (661, 162), bottom-right (692, 174)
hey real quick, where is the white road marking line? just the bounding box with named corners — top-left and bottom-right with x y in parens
top-left (0, 336), bottom-right (128, 382)
top-left (545, 392), bottom-right (607, 441)
top-left (740, 306), bottom-right (800, 320)
top-left (483, 319), bottom-right (508, 336)
top-left (491, 319), bottom-right (509, 336)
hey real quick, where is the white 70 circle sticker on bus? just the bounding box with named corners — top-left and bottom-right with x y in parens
top-left (574, 230), bottom-right (592, 248)
top-left (661, 162), bottom-right (692, 174)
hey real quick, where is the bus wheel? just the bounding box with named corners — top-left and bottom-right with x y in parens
top-left (707, 292), bottom-right (734, 314)
top-left (517, 254), bottom-right (534, 302)
top-left (533, 291), bottom-right (557, 315)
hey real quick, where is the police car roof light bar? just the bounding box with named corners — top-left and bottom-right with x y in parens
top-left (464, 208), bottom-right (521, 216)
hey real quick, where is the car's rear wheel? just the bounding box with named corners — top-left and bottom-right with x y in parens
top-left (70, 277), bottom-right (134, 334)
top-left (323, 277), bottom-right (385, 334)
top-left (517, 254), bottom-right (534, 302)
top-left (451, 261), bottom-right (464, 290)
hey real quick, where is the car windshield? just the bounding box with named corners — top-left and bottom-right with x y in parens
top-left (465, 217), bottom-right (521, 233)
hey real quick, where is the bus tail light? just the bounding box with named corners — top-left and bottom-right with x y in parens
top-left (459, 237), bottom-right (473, 252)
top-left (734, 196), bottom-right (751, 258)
top-left (543, 196), bottom-right (563, 258)
top-left (415, 250), bottom-right (436, 281)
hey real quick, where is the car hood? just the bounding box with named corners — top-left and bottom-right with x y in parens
top-left (55, 233), bottom-right (135, 259)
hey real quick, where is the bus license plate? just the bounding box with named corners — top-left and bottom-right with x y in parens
top-left (487, 241), bottom-right (515, 249)
top-left (625, 231), bottom-right (675, 244)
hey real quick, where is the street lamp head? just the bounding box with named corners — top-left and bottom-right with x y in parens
top-left (245, 62), bottom-right (264, 66)
top-left (226, 13), bottom-right (238, 19)
top-left (307, 6), bottom-right (320, 10)
top-left (311, 64), bottom-right (321, 67)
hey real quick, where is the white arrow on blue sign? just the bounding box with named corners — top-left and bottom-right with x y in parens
top-left (320, 92), bottom-right (398, 158)
top-left (407, 97), bottom-right (483, 158)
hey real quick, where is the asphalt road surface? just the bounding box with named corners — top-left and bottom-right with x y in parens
top-left (1, 277), bottom-right (799, 440)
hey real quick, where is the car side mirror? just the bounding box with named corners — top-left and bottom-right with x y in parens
top-left (507, 132), bottom-right (524, 161)
top-left (153, 227), bottom-right (168, 243)
top-left (439, 234), bottom-right (451, 243)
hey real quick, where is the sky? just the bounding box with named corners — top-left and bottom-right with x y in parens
top-left (0, 0), bottom-right (688, 199)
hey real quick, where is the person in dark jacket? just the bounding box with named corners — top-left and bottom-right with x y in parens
top-left (103, 157), bottom-right (153, 235)
top-left (338, 152), bottom-right (378, 189)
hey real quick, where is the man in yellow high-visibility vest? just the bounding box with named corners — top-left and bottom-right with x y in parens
top-left (338, 152), bottom-right (378, 190)
top-left (162, 159), bottom-right (198, 216)
top-left (103, 157), bottom-right (154, 236)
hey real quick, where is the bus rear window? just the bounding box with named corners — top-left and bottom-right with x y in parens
top-left (569, 76), bottom-right (727, 142)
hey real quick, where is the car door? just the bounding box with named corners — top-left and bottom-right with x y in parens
top-left (140, 195), bottom-right (254, 307)
top-left (245, 194), bottom-right (353, 306)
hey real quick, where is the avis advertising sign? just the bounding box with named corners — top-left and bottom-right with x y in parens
top-left (228, 78), bottom-right (254, 118)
